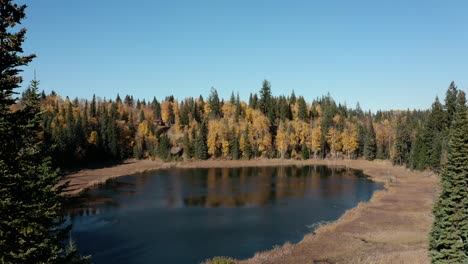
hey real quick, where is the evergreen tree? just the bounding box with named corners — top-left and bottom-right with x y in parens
top-left (393, 118), bottom-right (412, 166)
top-left (410, 126), bottom-right (428, 170)
top-left (356, 123), bottom-right (367, 157)
top-left (90, 94), bottom-right (96, 118)
top-left (259, 80), bottom-right (272, 116)
top-left (363, 116), bottom-right (377, 160)
top-left (241, 126), bottom-right (252, 159)
top-left (152, 97), bottom-right (162, 120)
top-left (228, 128), bottom-right (240, 160)
top-left (208, 87), bottom-right (220, 118)
top-left (430, 91), bottom-right (468, 263)
top-left (297, 96), bottom-right (308, 121)
top-left (229, 91), bottom-right (236, 104)
top-left (444, 82), bottom-right (458, 127)
top-left (194, 121), bottom-right (208, 160)
top-left (183, 131), bottom-right (192, 160)
top-left (290, 90), bottom-right (297, 105)
top-left (157, 134), bottom-right (171, 161)
top-left (0, 7), bottom-right (88, 259)
top-left (301, 144), bottom-right (310, 160)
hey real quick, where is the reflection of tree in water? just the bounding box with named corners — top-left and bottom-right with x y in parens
top-left (182, 166), bottom-right (363, 208)
top-left (65, 166), bottom-right (375, 214)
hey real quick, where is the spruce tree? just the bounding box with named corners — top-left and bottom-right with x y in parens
top-left (430, 91), bottom-right (468, 263)
top-left (297, 96), bottom-right (308, 121)
top-left (356, 123), bottom-right (367, 157)
top-left (208, 87), bottom-right (220, 118)
top-left (0, 3), bottom-right (89, 259)
top-left (241, 126), bottom-right (252, 159)
top-left (228, 128), bottom-right (240, 160)
top-left (444, 82), bottom-right (458, 127)
top-left (182, 131), bottom-right (192, 159)
top-left (90, 94), bottom-right (96, 117)
top-left (363, 116), bottom-right (377, 160)
top-left (194, 121), bottom-right (208, 160)
top-left (392, 117), bottom-right (412, 166)
top-left (157, 134), bottom-right (171, 161)
top-left (259, 80), bottom-right (272, 116)
top-left (301, 144), bottom-right (310, 160)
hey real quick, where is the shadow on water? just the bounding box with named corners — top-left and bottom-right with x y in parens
top-left (65, 165), bottom-right (382, 264)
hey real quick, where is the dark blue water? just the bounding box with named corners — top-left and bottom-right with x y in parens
top-left (66, 165), bottom-right (382, 264)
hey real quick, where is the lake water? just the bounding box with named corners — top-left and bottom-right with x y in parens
top-left (66, 165), bottom-right (382, 264)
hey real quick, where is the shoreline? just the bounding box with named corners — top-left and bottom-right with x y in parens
top-left (61, 158), bottom-right (438, 263)
top-left (60, 158), bottom-right (381, 196)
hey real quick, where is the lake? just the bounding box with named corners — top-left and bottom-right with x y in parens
top-left (66, 165), bottom-right (382, 264)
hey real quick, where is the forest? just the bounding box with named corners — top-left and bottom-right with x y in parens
top-left (19, 80), bottom-right (461, 173)
top-left (1, 0), bottom-right (467, 263)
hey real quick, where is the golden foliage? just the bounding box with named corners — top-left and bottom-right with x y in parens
top-left (161, 100), bottom-right (172, 123)
top-left (276, 121), bottom-right (290, 158)
top-left (327, 127), bottom-right (341, 158)
top-left (341, 123), bottom-right (358, 159)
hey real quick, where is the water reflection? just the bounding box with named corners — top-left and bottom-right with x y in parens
top-left (65, 166), bottom-right (382, 264)
top-left (67, 166), bottom-right (372, 218)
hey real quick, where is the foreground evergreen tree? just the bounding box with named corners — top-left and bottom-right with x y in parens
top-left (0, 1), bottom-right (88, 263)
top-left (429, 92), bottom-right (468, 263)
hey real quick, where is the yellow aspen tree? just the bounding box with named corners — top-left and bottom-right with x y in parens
top-left (172, 100), bottom-right (182, 134)
top-left (161, 100), bottom-right (172, 123)
top-left (310, 124), bottom-right (322, 158)
top-left (222, 140), bottom-right (230, 158)
top-left (204, 103), bottom-right (211, 118)
top-left (327, 127), bottom-right (341, 158)
top-left (222, 102), bottom-right (235, 120)
top-left (207, 120), bottom-right (220, 157)
top-left (276, 121), bottom-right (290, 158)
top-left (249, 109), bottom-right (271, 157)
top-left (289, 120), bottom-right (302, 150)
top-left (341, 124), bottom-right (358, 159)
top-left (301, 121), bottom-right (312, 147)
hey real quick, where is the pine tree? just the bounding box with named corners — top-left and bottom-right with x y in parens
top-left (301, 144), bottom-right (310, 160)
top-left (194, 121), bottom-right (208, 160)
top-left (208, 87), bottom-right (220, 118)
top-left (0, 13), bottom-right (89, 257)
top-left (0, 8), bottom-right (80, 262)
top-left (444, 82), bottom-right (458, 127)
top-left (430, 91), bottom-right (468, 263)
top-left (157, 134), bottom-right (171, 161)
top-left (393, 117), bottom-right (412, 166)
top-left (259, 80), bottom-right (272, 116)
top-left (182, 131), bottom-right (192, 160)
top-left (297, 96), bottom-right (308, 121)
top-left (363, 116), bottom-right (377, 160)
top-left (228, 128), bottom-right (240, 160)
top-left (90, 94), bottom-right (96, 118)
top-left (240, 126), bottom-right (252, 159)
top-left (357, 123), bottom-right (367, 157)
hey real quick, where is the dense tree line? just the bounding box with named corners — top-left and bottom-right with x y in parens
top-left (19, 78), bottom-right (464, 175)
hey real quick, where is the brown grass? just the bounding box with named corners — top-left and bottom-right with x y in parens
top-left (61, 159), bottom-right (438, 264)
top-left (236, 160), bottom-right (438, 264)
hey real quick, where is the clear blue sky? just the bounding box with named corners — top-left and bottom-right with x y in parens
top-left (19, 0), bottom-right (468, 111)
